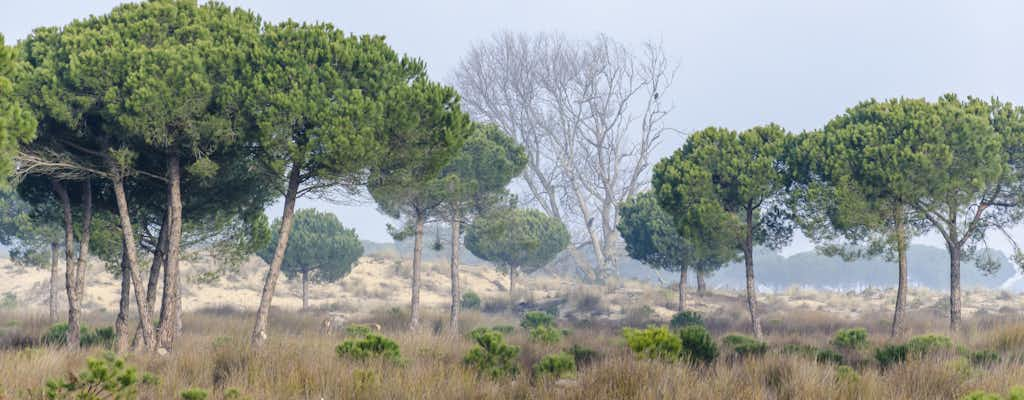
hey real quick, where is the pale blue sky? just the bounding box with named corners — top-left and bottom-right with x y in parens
top-left (4, 0), bottom-right (1024, 254)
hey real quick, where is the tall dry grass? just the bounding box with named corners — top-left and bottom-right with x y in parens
top-left (2, 305), bottom-right (1024, 399)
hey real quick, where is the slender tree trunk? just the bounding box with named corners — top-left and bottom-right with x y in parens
top-left (744, 208), bottom-right (763, 338)
top-left (251, 166), bottom-right (301, 345)
top-left (75, 181), bottom-right (92, 312)
top-left (49, 242), bottom-right (59, 322)
top-left (508, 265), bottom-right (516, 305)
top-left (891, 211), bottom-right (909, 338)
top-left (114, 246), bottom-right (132, 353)
top-left (678, 267), bottom-right (687, 312)
top-left (111, 170), bottom-right (158, 351)
top-left (696, 270), bottom-right (708, 297)
top-left (409, 214), bottom-right (425, 331)
top-left (158, 154), bottom-right (184, 349)
top-left (134, 218), bottom-right (167, 349)
top-left (51, 179), bottom-right (79, 350)
top-left (949, 244), bottom-right (962, 331)
top-left (449, 217), bottom-right (461, 333)
top-left (301, 268), bottom-right (309, 311)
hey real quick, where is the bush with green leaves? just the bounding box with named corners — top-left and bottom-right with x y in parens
top-left (670, 311), bottom-right (704, 330)
top-left (345, 324), bottom-right (373, 337)
top-left (782, 343), bottom-right (843, 364)
top-left (623, 326), bottom-right (682, 361)
top-left (906, 334), bottom-right (952, 355)
top-left (41, 323), bottom-right (115, 348)
top-left (835, 365), bottom-right (860, 385)
top-left (521, 311), bottom-right (555, 330)
top-left (722, 334), bottom-right (768, 357)
top-left (528, 325), bottom-right (563, 344)
top-left (677, 325), bottom-right (718, 365)
top-left (464, 328), bottom-right (520, 379)
top-left (533, 352), bottom-right (576, 379)
top-left (831, 328), bottom-right (868, 349)
top-left (335, 334), bottom-right (402, 363)
top-left (44, 353), bottom-right (157, 400)
top-left (180, 388), bottom-right (208, 400)
top-left (962, 387), bottom-right (1024, 400)
top-left (967, 349), bottom-right (1000, 366)
top-left (816, 349), bottom-right (844, 364)
top-left (874, 343), bottom-right (908, 368)
top-left (565, 344), bottom-right (599, 367)
top-left (461, 291), bottom-right (482, 310)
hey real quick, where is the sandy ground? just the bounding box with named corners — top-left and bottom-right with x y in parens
top-left (2, 254), bottom-right (1024, 323)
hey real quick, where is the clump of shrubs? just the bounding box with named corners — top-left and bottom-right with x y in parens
top-left (533, 352), bottom-right (576, 379)
top-left (528, 325), bottom-right (564, 344)
top-left (874, 334), bottom-right (953, 368)
top-left (520, 311), bottom-right (555, 330)
top-left (831, 328), bottom-right (868, 349)
top-left (345, 324), bottom-right (373, 337)
top-left (40, 323), bottom-right (115, 348)
top-left (461, 291), bottom-right (481, 310)
top-left (677, 325), bottom-right (718, 365)
top-left (44, 353), bottom-right (158, 399)
top-left (962, 387), bottom-right (1024, 400)
top-left (464, 328), bottom-right (520, 379)
top-left (782, 344), bottom-right (843, 365)
top-left (669, 311), bottom-right (704, 330)
top-left (521, 311), bottom-right (565, 344)
top-left (565, 344), bottom-right (599, 367)
top-left (623, 325), bottom-right (719, 364)
top-left (336, 334), bottom-right (402, 364)
top-left (722, 334), bottom-right (768, 357)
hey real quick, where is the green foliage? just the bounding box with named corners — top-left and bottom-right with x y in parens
top-left (967, 349), bottom-right (1000, 366)
top-left (180, 388), bottom-right (208, 400)
top-left (259, 209), bottom-right (363, 284)
top-left (463, 328), bottom-right (520, 379)
top-left (437, 122), bottom-right (528, 222)
top-left (40, 323), bottom-right (114, 348)
top-left (816, 349), bottom-right (844, 365)
top-left (831, 328), bottom-right (869, 350)
top-left (722, 334), bottom-right (768, 357)
top-left (490, 325), bottom-right (514, 335)
top-left (44, 353), bottom-right (153, 400)
top-left (835, 365), bottom-right (861, 385)
top-left (677, 325), bottom-right (718, 365)
top-left (345, 325), bottom-right (373, 338)
top-left (874, 343), bottom-right (908, 368)
top-left (906, 334), bottom-right (952, 355)
top-left (565, 344), bottom-right (599, 367)
top-left (533, 352), bottom-right (576, 379)
top-left (521, 311), bottom-right (556, 330)
top-left (528, 326), bottom-right (563, 344)
top-left (623, 326), bottom-right (683, 361)
top-left (962, 387), bottom-right (1024, 400)
top-left (460, 291), bottom-right (481, 310)
top-left (0, 34), bottom-right (36, 183)
top-left (670, 311), bottom-right (704, 330)
top-left (335, 334), bottom-right (402, 363)
top-left (464, 208), bottom-right (570, 276)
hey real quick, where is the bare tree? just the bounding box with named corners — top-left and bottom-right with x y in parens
top-left (453, 32), bottom-right (677, 281)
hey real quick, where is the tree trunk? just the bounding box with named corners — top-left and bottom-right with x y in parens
top-left (696, 270), bottom-right (708, 297)
top-left (251, 165), bottom-right (301, 345)
top-left (678, 267), bottom-right (687, 312)
top-left (449, 217), bottom-right (461, 333)
top-left (949, 244), bottom-right (962, 331)
top-left (75, 181), bottom-right (92, 313)
top-left (508, 265), bottom-right (516, 304)
top-left (891, 211), bottom-right (909, 338)
top-left (301, 268), bottom-right (309, 311)
top-left (114, 246), bottom-right (131, 353)
top-left (158, 154), bottom-right (183, 349)
top-left (111, 170), bottom-right (158, 351)
top-left (49, 242), bottom-right (59, 322)
top-left (51, 179), bottom-right (79, 351)
top-left (409, 215), bottom-right (425, 331)
top-left (744, 208), bottom-right (763, 338)
top-left (134, 217), bottom-right (167, 349)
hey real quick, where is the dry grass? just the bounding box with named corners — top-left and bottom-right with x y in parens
top-left (2, 304), bottom-right (1024, 399)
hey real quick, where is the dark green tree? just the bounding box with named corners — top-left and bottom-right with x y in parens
top-left (436, 123), bottom-right (526, 331)
top-left (464, 207), bottom-right (570, 303)
top-left (653, 125), bottom-right (794, 338)
top-left (259, 209), bottom-right (363, 310)
top-left (617, 191), bottom-right (735, 312)
top-left (0, 33), bottom-right (35, 179)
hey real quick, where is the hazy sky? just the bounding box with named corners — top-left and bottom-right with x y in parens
top-left (4, 0), bottom-right (1024, 254)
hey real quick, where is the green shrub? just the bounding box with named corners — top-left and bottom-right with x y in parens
top-left (962, 387), bottom-right (1024, 400)
top-left (831, 328), bottom-right (868, 349)
top-left (782, 343), bottom-right (818, 358)
top-left (874, 343), bottom-right (908, 368)
top-left (180, 388), bottom-right (209, 400)
top-left (528, 325), bottom-right (563, 344)
top-left (835, 365), bottom-right (860, 385)
top-left (565, 344), bottom-right (599, 367)
top-left (533, 352), bottom-right (576, 379)
top-left (464, 328), bottom-right (520, 379)
top-left (335, 334), bottom-right (402, 363)
top-left (44, 353), bottom-right (156, 399)
top-left (722, 334), bottom-right (768, 357)
top-left (345, 324), bottom-right (373, 337)
top-left (670, 311), bottom-right (704, 329)
top-left (40, 323), bottom-right (115, 348)
top-left (623, 326), bottom-right (682, 361)
top-left (968, 349), bottom-right (1000, 366)
top-left (461, 291), bottom-right (482, 310)
top-left (521, 311), bottom-right (555, 330)
top-left (906, 334), bottom-right (952, 355)
top-left (677, 325), bottom-right (718, 365)
top-left (491, 325), bottom-right (515, 335)
top-left (816, 349), bottom-right (844, 364)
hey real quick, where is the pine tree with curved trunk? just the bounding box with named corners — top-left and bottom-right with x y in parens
top-left (653, 125), bottom-right (793, 339)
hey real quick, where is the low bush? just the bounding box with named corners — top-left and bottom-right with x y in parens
top-left (40, 323), bottom-right (115, 348)
top-left (335, 334), bottom-right (402, 363)
top-left (831, 328), bottom-right (868, 349)
top-left (521, 311), bottom-right (555, 330)
top-left (533, 352), bottom-right (576, 379)
top-left (464, 328), bottom-right (520, 379)
top-left (461, 291), bottom-right (482, 310)
top-left (44, 353), bottom-right (157, 399)
top-left (835, 365), bottom-right (860, 385)
top-left (677, 325), bottom-right (718, 365)
top-left (670, 311), bottom-right (704, 329)
top-left (874, 343), bottom-right (908, 368)
top-left (345, 324), bottom-right (373, 337)
top-left (528, 325), bottom-right (563, 344)
top-left (722, 334), bottom-right (768, 357)
top-left (623, 326), bottom-right (682, 361)
top-left (967, 349), bottom-right (1000, 366)
top-left (180, 388), bottom-right (209, 400)
top-left (565, 344), bottom-right (599, 367)
top-left (816, 349), bottom-right (844, 364)
top-left (906, 334), bottom-right (952, 355)
top-left (962, 387), bottom-right (1024, 400)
